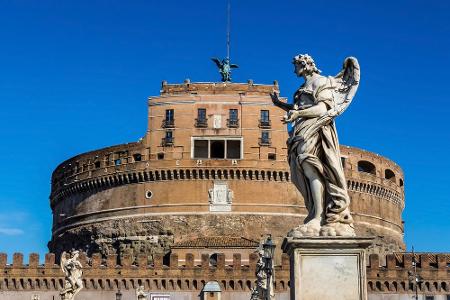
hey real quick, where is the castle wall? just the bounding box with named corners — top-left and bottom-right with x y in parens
top-left (0, 252), bottom-right (448, 299)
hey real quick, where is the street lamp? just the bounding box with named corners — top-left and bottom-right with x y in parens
top-left (262, 235), bottom-right (276, 300)
top-left (115, 289), bottom-right (122, 300)
top-left (407, 247), bottom-right (423, 300)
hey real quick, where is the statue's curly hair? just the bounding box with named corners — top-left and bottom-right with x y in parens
top-left (292, 54), bottom-right (321, 75)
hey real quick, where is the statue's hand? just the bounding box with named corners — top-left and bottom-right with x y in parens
top-left (270, 92), bottom-right (280, 104)
top-left (282, 110), bottom-right (301, 123)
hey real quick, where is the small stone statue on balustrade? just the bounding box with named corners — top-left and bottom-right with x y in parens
top-left (250, 248), bottom-right (274, 300)
top-left (60, 250), bottom-right (83, 300)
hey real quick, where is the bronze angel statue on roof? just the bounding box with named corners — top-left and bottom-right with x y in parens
top-left (211, 57), bottom-right (239, 82)
top-left (271, 54), bottom-right (360, 237)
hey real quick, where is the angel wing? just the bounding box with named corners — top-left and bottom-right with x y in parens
top-left (60, 251), bottom-right (68, 274)
top-left (301, 57), bottom-right (360, 141)
top-left (329, 57), bottom-right (360, 117)
top-left (230, 63), bottom-right (239, 69)
top-left (211, 57), bottom-right (223, 69)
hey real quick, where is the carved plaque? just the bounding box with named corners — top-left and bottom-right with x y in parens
top-left (208, 181), bottom-right (233, 212)
top-left (213, 115), bottom-right (222, 129)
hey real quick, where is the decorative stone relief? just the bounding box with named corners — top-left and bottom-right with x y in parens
top-left (213, 114), bottom-right (222, 129)
top-left (208, 181), bottom-right (233, 212)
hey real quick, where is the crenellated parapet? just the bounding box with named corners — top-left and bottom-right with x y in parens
top-left (1, 252), bottom-right (449, 295)
top-left (367, 253), bottom-right (450, 294)
top-left (0, 252), bottom-right (290, 293)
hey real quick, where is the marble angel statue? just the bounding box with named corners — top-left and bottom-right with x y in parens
top-left (271, 54), bottom-right (360, 237)
top-left (136, 285), bottom-right (149, 300)
top-left (60, 250), bottom-right (83, 300)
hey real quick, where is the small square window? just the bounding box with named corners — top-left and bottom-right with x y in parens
top-left (193, 140), bottom-right (208, 159)
top-left (226, 140), bottom-right (241, 159)
top-left (157, 153), bottom-right (165, 160)
top-left (114, 159), bottom-right (121, 166)
top-left (268, 153), bottom-right (276, 160)
top-left (210, 140), bottom-right (225, 159)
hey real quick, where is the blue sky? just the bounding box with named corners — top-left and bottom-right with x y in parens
top-left (0, 0), bottom-right (449, 260)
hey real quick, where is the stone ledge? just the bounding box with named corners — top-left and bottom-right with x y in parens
top-left (282, 236), bottom-right (375, 255)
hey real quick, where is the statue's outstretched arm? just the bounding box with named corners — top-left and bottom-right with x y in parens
top-left (283, 102), bottom-right (327, 123)
top-left (270, 92), bottom-right (293, 112)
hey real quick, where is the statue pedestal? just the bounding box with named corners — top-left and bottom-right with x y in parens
top-left (282, 236), bottom-right (373, 300)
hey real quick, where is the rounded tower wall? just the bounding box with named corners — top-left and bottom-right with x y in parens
top-left (49, 82), bottom-right (405, 259)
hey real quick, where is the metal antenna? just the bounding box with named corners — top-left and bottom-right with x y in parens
top-left (226, 0), bottom-right (231, 60)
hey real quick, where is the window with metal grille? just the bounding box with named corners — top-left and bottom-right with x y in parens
top-left (196, 108), bottom-right (207, 127)
top-left (228, 109), bottom-right (239, 127)
top-left (260, 110), bottom-right (270, 127)
top-left (164, 109), bottom-right (174, 127)
top-left (260, 131), bottom-right (270, 145)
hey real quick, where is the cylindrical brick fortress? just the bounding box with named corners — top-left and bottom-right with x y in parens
top-left (49, 81), bottom-right (405, 260)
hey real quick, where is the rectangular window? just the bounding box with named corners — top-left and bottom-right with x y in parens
top-left (210, 140), bottom-right (225, 158)
top-left (261, 110), bottom-right (269, 122)
top-left (192, 138), bottom-right (242, 159)
top-left (193, 140), bottom-right (209, 158)
top-left (226, 140), bottom-right (241, 159)
top-left (260, 110), bottom-right (271, 127)
top-left (165, 109), bottom-right (174, 121)
top-left (228, 109), bottom-right (239, 127)
top-left (229, 109), bottom-right (238, 120)
top-left (198, 108), bottom-right (206, 120)
top-left (260, 131), bottom-right (270, 145)
top-left (164, 109), bottom-right (174, 128)
top-left (196, 108), bottom-right (208, 127)
top-left (162, 131), bottom-right (174, 146)
top-left (425, 296), bottom-right (434, 300)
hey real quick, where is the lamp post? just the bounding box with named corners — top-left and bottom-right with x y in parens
top-left (262, 235), bottom-right (276, 300)
top-left (115, 289), bottom-right (122, 300)
top-left (407, 247), bottom-right (422, 300)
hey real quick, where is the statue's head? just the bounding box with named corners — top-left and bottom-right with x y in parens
top-left (292, 54), bottom-right (321, 76)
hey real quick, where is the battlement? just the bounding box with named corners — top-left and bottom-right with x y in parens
top-left (1, 252), bottom-right (449, 294)
top-left (0, 252), bottom-right (290, 271)
top-left (0, 252), bottom-right (290, 293)
top-left (159, 80), bottom-right (280, 96)
top-left (367, 253), bottom-right (450, 294)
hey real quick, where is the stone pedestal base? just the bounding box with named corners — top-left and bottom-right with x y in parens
top-left (282, 236), bottom-right (374, 300)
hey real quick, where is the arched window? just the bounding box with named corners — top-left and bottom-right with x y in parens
top-left (385, 169), bottom-right (396, 181)
top-left (358, 160), bottom-right (376, 175)
top-left (399, 178), bottom-right (404, 187)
